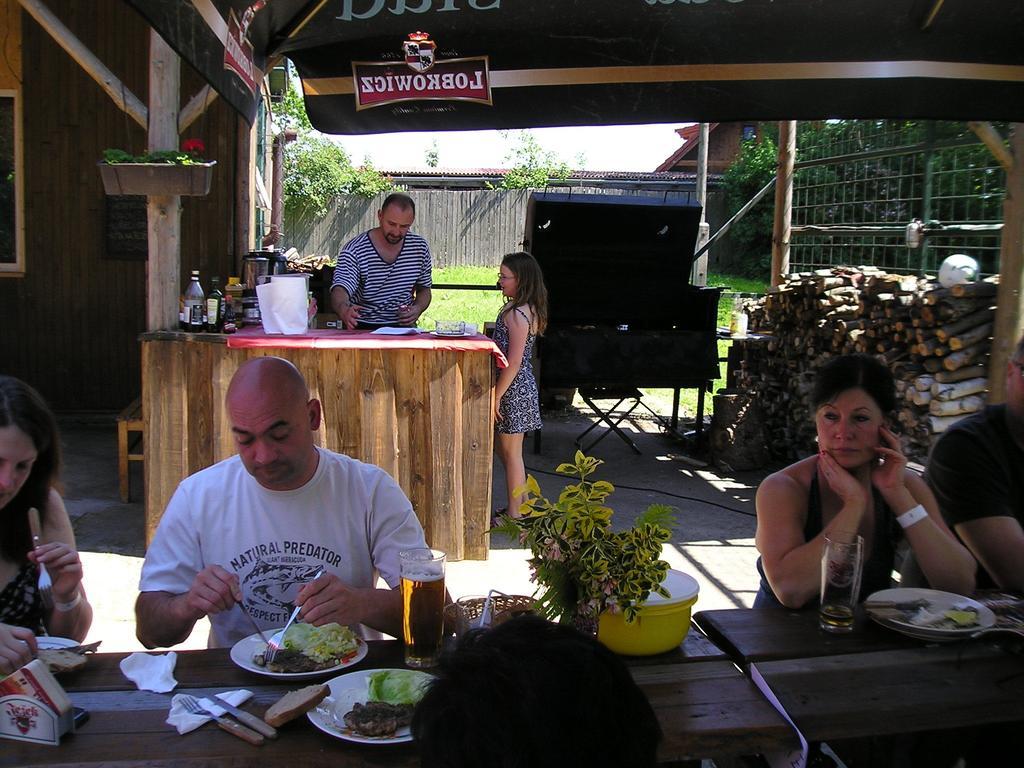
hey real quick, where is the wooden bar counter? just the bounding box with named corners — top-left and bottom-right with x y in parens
top-left (141, 327), bottom-right (506, 560)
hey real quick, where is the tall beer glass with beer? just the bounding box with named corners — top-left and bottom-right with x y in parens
top-left (399, 548), bottom-right (446, 668)
top-left (819, 531), bottom-right (864, 633)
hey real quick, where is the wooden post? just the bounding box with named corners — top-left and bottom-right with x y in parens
top-left (988, 123), bottom-right (1024, 404)
top-left (771, 121), bottom-right (796, 288)
top-left (691, 123), bottom-right (710, 287)
top-left (146, 31), bottom-right (180, 333)
top-left (235, 118), bottom-right (253, 267)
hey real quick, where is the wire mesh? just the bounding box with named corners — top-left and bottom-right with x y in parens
top-left (789, 121), bottom-right (1005, 277)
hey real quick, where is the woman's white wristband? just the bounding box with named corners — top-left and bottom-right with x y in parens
top-left (54, 591), bottom-right (82, 612)
top-left (897, 504), bottom-right (929, 530)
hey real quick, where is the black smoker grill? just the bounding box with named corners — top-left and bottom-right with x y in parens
top-left (523, 191), bottom-right (722, 452)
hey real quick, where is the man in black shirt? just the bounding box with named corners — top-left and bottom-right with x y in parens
top-left (927, 333), bottom-right (1024, 591)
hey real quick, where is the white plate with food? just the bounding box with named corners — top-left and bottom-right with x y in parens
top-left (308, 668), bottom-right (434, 744)
top-left (429, 330), bottom-right (470, 338)
top-left (35, 636), bottom-right (78, 650)
top-left (229, 623), bottom-right (367, 680)
top-left (864, 588), bottom-right (996, 642)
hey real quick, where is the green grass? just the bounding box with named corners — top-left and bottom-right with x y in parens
top-left (425, 267), bottom-right (768, 421)
top-left (422, 266), bottom-right (505, 329)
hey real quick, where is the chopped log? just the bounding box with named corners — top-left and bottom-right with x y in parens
top-left (923, 288), bottom-right (953, 305)
top-left (932, 377), bottom-right (987, 401)
top-left (948, 322), bottom-right (993, 351)
top-left (910, 389), bottom-right (933, 407)
top-left (929, 414), bottom-right (970, 433)
top-left (949, 278), bottom-right (999, 299)
top-left (929, 394), bottom-right (985, 416)
top-left (913, 375), bottom-right (936, 392)
top-left (934, 364), bottom-right (988, 383)
top-left (934, 307), bottom-right (996, 343)
top-left (942, 344), bottom-right (987, 371)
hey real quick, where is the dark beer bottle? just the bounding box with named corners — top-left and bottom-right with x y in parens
top-left (206, 277), bottom-right (224, 332)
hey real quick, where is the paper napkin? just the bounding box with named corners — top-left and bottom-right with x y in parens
top-left (166, 689), bottom-right (253, 735)
top-left (119, 651), bottom-right (178, 693)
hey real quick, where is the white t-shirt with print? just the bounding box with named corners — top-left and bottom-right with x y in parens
top-left (139, 448), bottom-right (427, 647)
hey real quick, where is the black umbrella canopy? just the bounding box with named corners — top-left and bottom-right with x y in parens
top-left (128, 0), bottom-right (1024, 132)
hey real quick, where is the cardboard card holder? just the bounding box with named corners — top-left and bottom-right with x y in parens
top-left (0, 659), bottom-right (74, 745)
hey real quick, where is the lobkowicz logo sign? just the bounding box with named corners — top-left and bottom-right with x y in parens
top-left (352, 32), bottom-right (492, 111)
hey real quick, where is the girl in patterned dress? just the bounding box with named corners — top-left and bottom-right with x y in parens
top-left (493, 252), bottom-right (548, 519)
top-left (0, 376), bottom-right (93, 673)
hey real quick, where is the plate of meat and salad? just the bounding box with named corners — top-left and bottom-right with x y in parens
top-left (230, 622), bottom-right (367, 680)
top-left (864, 587), bottom-right (996, 642)
top-left (308, 668), bottom-right (435, 744)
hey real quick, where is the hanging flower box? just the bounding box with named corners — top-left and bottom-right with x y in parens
top-left (98, 161), bottom-right (216, 196)
top-left (98, 140), bottom-right (215, 196)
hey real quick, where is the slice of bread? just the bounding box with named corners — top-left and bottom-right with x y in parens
top-left (37, 648), bottom-right (88, 675)
top-left (263, 683), bottom-right (329, 727)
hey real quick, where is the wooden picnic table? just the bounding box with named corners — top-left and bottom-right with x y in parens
top-left (694, 605), bottom-right (1024, 761)
top-left (693, 605), bottom-right (921, 664)
top-left (2, 635), bottom-right (798, 767)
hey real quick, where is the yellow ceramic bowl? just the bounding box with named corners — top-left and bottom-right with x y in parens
top-left (597, 569), bottom-right (699, 656)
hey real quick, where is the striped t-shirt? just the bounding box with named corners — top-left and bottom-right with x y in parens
top-left (332, 231), bottom-right (433, 325)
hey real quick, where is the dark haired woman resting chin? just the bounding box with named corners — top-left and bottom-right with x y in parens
top-left (754, 354), bottom-right (976, 608)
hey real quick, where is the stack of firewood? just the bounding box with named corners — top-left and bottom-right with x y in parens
top-left (735, 267), bottom-right (999, 462)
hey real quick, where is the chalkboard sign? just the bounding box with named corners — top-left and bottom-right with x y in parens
top-left (105, 195), bottom-right (147, 260)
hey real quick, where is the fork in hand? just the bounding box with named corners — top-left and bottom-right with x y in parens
top-left (264, 566), bottom-right (324, 663)
top-left (27, 507), bottom-right (54, 610)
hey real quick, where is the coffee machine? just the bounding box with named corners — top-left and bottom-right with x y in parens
top-left (241, 249), bottom-right (288, 324)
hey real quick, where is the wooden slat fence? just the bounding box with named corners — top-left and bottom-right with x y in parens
top-left (288, 187), bottom-right (716, 269)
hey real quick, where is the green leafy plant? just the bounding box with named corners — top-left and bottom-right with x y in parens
top-left (493, 131), bottom-right (572, 189)
top-left (101, 138), bottom-right (210, 166)
top-left (493, 451), bottom-right (675, 625)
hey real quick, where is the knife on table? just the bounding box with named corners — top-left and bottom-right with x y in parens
top-left (194, 699), bottom-right (265, 745)
top-left (208, 695), bottom-right (279, 739)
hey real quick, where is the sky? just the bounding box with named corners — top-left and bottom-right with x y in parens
top-left (330, 123), bottom-right (694, 173)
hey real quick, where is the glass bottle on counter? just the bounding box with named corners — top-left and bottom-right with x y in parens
top-left (222, 297), bottom-right (237, 334)
top-left (206, 277), bottom-right (224, 333)
top-left (184, 270), bottom-right (205, 333)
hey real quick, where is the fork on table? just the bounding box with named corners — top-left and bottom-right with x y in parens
top-left (27, 507), bottom-right (54, 610)
top-left (264, 566), bottom-right (325, 663)
top-left (177, 694), bottom-right (265, 745)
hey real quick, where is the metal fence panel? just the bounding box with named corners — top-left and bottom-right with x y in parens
top-left (789, 121), bottom-right (1005, 276)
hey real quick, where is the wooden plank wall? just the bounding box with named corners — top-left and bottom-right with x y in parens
top-left (143, 337), bottom-right (495, 560)
top-left (0, 0), bottom-right (239, 412)
top-left (288, 187), bottom-right (727, 270)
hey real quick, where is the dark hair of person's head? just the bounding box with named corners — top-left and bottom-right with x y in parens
top-left (811, 353), bottom-right (896, 414)
top-left (381, 191), bottom-right (415, 215)
top-left (412, 615), bottom-right (661, 768)
top-left (500, 251), bottom-right (549, 335)
top-left (0, 376), bottom-right (62, 562)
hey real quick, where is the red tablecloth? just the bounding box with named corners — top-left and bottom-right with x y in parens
top-left (225, 326), bottom-right (508, 367)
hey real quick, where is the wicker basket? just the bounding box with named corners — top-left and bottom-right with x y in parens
top-left (450, 593), bottom-right (536, 633)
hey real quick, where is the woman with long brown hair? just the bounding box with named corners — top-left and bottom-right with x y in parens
top-left (0, 376), bottom-right (92, 673)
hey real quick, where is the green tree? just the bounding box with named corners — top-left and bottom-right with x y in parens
top-left (274, 77), bottom-right (392, 217)
top-left (497, 131), bottom-right (572, 189)
top-left (425, 140), bottom-right (440, 168)
top-left (722, 136), bottom-right (778, 277)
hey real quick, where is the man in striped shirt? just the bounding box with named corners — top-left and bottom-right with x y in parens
top-left (330, 193), bottom-right (433, 329)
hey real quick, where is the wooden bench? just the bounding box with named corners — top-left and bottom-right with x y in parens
top-left (116, 397), bottom-right (144, 502)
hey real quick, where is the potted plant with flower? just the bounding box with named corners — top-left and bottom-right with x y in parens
top-left (493, 451), bottom-right (699, 654)
top-left (98, 138), bottom-right (216, 196)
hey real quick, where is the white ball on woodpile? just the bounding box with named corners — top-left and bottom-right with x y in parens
top-left (938, 254), bottom-right (979, 288)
